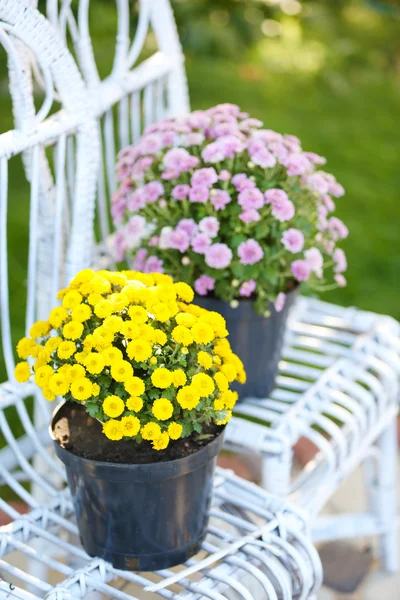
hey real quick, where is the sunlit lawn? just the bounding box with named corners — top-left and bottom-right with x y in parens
top-left (1, 8), bottom-right (400, 387)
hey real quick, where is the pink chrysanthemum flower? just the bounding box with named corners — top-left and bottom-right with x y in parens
top-left (281, 229), bottom-right (304, 253)
top-left (238, 240), bottom-right (264, 265)
top-left (239, 280), bottom-right (256, 297)
top-left (205, 243), bottom-right (233, 269)
top-left (113, 103), bottom-right (348, 313)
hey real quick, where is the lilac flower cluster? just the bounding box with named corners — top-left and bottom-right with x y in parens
top-left (112, 104), bottom-right (348, 314)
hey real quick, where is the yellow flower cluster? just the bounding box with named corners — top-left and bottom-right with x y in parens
top-left (15, 270), bottom-right (245, 450)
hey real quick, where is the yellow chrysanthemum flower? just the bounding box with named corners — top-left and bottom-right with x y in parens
top-left (201, 311), bottom-right (227, 337)
top-left (168, 422), bottom-right (183, 440)
top-left (153, 329), bottom-right (167, 346)
top-left (102, 346), bottom-right (123, 365)
top-left (58, 364), bottom-right (72, 382)
top-left (42, 386), bottom-right (56, 401)
top-left (151, 367), bottom-right (173, 389)
top-left (69, 364), bottom-right (85, 380)
top-left (152, 398), bottom-right (174, 421)
top-left (213, 398), bottom-right (225, 411)
top-left (45, 336), bottom-right (62, 353)
top-left (191, 373), bottom-right (215, 397)
top-left (70, 269), bottom-right (95, 286)
top-left (110, 293), bottom-right (129, 312)
top-left (176, 386), bottom-right (200, 410)
top-left (111, 360), bottom-right (133, 383)
top-left (104, 272), bottom-right (128, 286)
top-left (152, 273), bottom-right (172, 286)
top-left (71, 377), bottom-right (93, 401)
top-left (71, 303), bottom-right (92, 323)
top-left (121, 415), bottom-right (140, 437)
top-left (87, 292), bottom-right (103, 306)
top-left (191, 321), bottom-right (214, 345)
top-left (48, 307), bottom-right (69, 328)
top-left (168, 301), bottom-right (180, 317)
top-left (81, 275), bottom-right (111, 296)
top-left (62, 290), bottom-right (83, 310)
top-left (57, 341), bottom-right (76, 360)
top-left (150, 356), bottom-right (157, 366)
top-left (141, 422), bottom-right (162, 441)
top-left (16, 337), bottom-right (36, 359)
top-left (30, 321), bottom-right (50, 339)
top-left (49, 373), bottom-right (70, 396)
top-left (84, 352), bottom-right (105, 375)
top-left (128, 305), bottom-right (148, 324)
top-left (139, 323), bottom-right (157, 342)
top-left (175, 312), bottom-right (197, 328)
top-left (214, 371), bottom-right (229, 392)
top-left (172, 325), bottom-right (193, 346)
top-left (181, 347), bottom-right (189, 355)
top-left (155, 285), bottom-right (177, 303)
top-left (103, 395), bottom-right (125, 418)
top-left (14, 362), bottom-right (31, 383)
top-left (120, 320), bottom-right (140, 339)
top-left (152, 432), bottom-right (170, 451)
top-left (124, 376), bottom-right (145, 397)
top-left (213, 339), bottom-right (232, 358)
top-left (92, 327), bottom-right (114, 349)
top-left (103, 419), bottom-right (124, 441)
top-left (94, 299), bottom-right (114, 319)
top-left (197, 351), bottom-right (213, 370)
top-left (62, 321), bottom-right (84, 341)
top-left (237, 369), bottom-right (247, 384)
top-left (75, 350), bottom-right (89, 364)
top-left (221, 390), bottom-right (238, 409)
top-left (34, 365), bottom-right (53, 388)
top-left (102, 315), bottom-right (123, 333)
top-left (220, 363), bottom-right (237, 383)
top-left (126, 396), bottom-right (143, 412)
top-left (91, 383), bottom-right (100, 397)
top-left (126, 339), bottom-right (152, 362)
top-left (172, 369), bottom-right (187, 387)
top-left (151, 303), bottom-right (171, 323)
top-left (37, 348), bottom-right (51, 364)
top-left (174, 282), bottom-right (194, 303)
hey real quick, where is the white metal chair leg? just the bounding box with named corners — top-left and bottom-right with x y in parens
top-left (376, 418), bottom-right (398, 573)
top-left (262, 443), bottom-right (293, 496)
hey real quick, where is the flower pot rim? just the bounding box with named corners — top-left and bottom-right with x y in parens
top-left (194, 285), bottom-right (299, 305)
top-left (50, 400), bottom-right (225, 479)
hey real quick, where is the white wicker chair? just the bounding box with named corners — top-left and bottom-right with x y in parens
top-left (224, 299), bottom-right (400, 573)
top-left (0, 1), bottom-right (322, 598)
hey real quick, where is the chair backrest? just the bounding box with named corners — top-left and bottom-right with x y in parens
top-left (43, 0), bottom-right (190, 247)
top-left (0, 0), bottom-right (189, 381)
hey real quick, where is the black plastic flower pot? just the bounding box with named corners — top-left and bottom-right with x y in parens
top-left (195, 288), bottom-right (298, 400)
top-left (50, 403), bottom-right (225, 571)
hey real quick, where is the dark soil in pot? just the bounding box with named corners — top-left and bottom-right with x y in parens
top-left (53, 402), bottom-right (221, 463)
top-left (51, 402), bottom-right (224, 571)
top-left (195, 287), bottom-right (299, 400)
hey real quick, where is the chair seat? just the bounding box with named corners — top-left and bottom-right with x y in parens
top-left (0, 445), bottom-right (322, 600)
top-left (225, 298), bottom-right (400, 509)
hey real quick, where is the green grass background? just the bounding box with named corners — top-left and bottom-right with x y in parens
top-left (0, 0), bottom-right (400, 384)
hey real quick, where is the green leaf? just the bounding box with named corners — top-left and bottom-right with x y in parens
top-left (181, 422), bottom-right (193, 438)
top-left (255, 221), bottom-right (269, 239)
top-left (86, 402), bottom-right (100, 420)
top-left (193, 421), bottom-right (202, 433)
